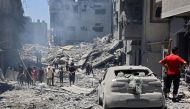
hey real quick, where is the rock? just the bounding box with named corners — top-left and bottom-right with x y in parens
top-left (49, 97), bottom-right (54, 101)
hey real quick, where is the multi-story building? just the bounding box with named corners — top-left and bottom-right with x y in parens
top-left (159, 0), bottom-right (190, 62)
top-left (113, 0), bottom-right (169, 77)
top-left (0, 0), bottom-right (25, 72)
top-left (112, 0), bottom-right (143, 65)
top-left (49, 0), bottom-right (112, 45)
top-left (21, 17), bottom-right (48, 45)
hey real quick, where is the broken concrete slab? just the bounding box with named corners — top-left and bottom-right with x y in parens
top-left (107, 40), bottom-right (123, 53)
top-left (92, 53), bottom-right (114, 68)
top-left (62, 45), bottom-right (74, 50)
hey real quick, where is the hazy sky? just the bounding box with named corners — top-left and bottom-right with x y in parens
top-left (22, 0), bottom-right (50, 28)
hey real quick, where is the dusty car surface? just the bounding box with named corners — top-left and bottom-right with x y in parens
top-left (98, 65), bottom-right (166, 109)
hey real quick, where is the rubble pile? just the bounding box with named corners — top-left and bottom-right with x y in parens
top-left (44, 35), bottom-right (123, 69)
top-left (2, 35), bottom-right (190, 109)
top-left (0, 69), bottom-right (103, 109)
top-left (166, 81), bottom-right (190, 109)
top-left (21, 44), bottom-right (49, 64)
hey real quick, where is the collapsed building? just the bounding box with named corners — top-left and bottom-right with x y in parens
top-left (0, 0), bottom-right (25, 72)
top-left (48, 0), bottom-right (112, 45)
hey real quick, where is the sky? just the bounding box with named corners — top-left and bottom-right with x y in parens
top-left (22, 0), bottom-right (50, 28)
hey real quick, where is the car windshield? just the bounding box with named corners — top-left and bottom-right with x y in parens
top-left (115, 69), bottom-right (149, 77)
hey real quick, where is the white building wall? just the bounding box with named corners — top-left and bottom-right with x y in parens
top-left (162, 0), bottom-right (190, 18)
top-left (142, 0), bottom-right (169, 77)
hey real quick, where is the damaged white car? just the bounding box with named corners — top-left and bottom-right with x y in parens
top-left (98, 66), bottom-right (166, 109)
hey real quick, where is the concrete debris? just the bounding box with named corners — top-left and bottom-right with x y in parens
top-left (0, 82), bottom-right (14, 94)
top-left (61, 85), bottom-right (94, 94)
top-left (2, 34), bottom-right (190, 109)
top-left (62, 45), bottom-right (74, 50)
top-left (92, 53), bottom-right (114, 68)
top-left (0, 69), bottom-right (103, 109)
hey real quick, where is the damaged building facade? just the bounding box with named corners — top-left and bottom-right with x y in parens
top-left (158, 0), bottom-right (190, 62)
top-left (49, 0), bottom-right (112, 45)
top-left (21, 17), bottom-right (48, 45)
top-left (113, 0), bottom-right (169, 77)
top-left (0, 0), bottom-right (25, 72)
top-left (113, 0), bottom-right (143, 66)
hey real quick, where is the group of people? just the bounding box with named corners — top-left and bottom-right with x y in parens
top-left (46, 59), bottom-right (78, 86)
top-left (17, 65), bottom-right (45, 85)
top-left (1, 57), bottom-right (94, 87)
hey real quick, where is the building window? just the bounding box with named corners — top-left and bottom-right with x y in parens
top-left (94, 4), bottom-right (102, 8)
top-left (93, 27), bottom-right (104, 32)
top-left (93, 23), bottom-right (104, 32)
top-left (150, 0), bottom-right (168, 23)
top-left (95, 9), bottom-right (106, 15)
top-left (81, 26), bottom-right (87, 31)
top-left (155, 6), bottom-right (161, 18)
top-left (82, 5), bottom-right (87, 12)
top-left (73, 5), bottom-right (78, 13)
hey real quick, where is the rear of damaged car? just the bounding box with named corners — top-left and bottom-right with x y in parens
top-left (99, 66), bottom-right (166, 109)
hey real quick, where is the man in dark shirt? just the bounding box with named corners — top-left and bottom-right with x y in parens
top-left (38, 67), bottom-right (44, 83)
top-left (86, 62), bottom-right (93, 76)
top-left (27, 66), bottom-right (33, 85)
top-left (59, 67), bottom-right (64, 85)
top-left (159, 47), bottom-right (186, 101)
top-left (68, 62), bottom-right (76, 86)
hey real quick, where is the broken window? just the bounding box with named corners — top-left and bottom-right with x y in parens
top-left (81, 26), bottom-right (87, 31)
top-left (93, 24), bottom-right (104, 32)
top-left (95, 9), bottom-right (106, 15)
top-left (155, 6), bottom-right (161, 18)
top-left (115, 70), bottom-right (149, 76)
top-left (82, 5), bottom-right (87, 12)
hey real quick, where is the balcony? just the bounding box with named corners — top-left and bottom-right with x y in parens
top-left (162, 0), bottom-right (190, 18)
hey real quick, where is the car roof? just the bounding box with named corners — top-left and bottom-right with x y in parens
top-left (108, 65), bottom-right (151, 71)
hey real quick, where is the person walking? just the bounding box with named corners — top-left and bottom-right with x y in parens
top-left (32, 67), bottom-right (38, 84)
top-left (53, 58), bottom-right (59, 69)
top-left (59, 67), bottom-right (64, 86)
top-left (38, 67), bottom-right (44, 83)
top-left (19, 71), bottom-right (25, 85)
top-left (46, 67), bottom-right (53, 86)
top-left (27, 65), bottom-right (33, 85)
top-left (68, 62), bottom-right (76, 86)
top-left (52, 68), bottom-right (55, 86)
top-left (18, 65), bottom-right (24, 84)
top-left (86, 62), bottom-right (93, 76)
top-left (159, 47), bottom-right (186, 102)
